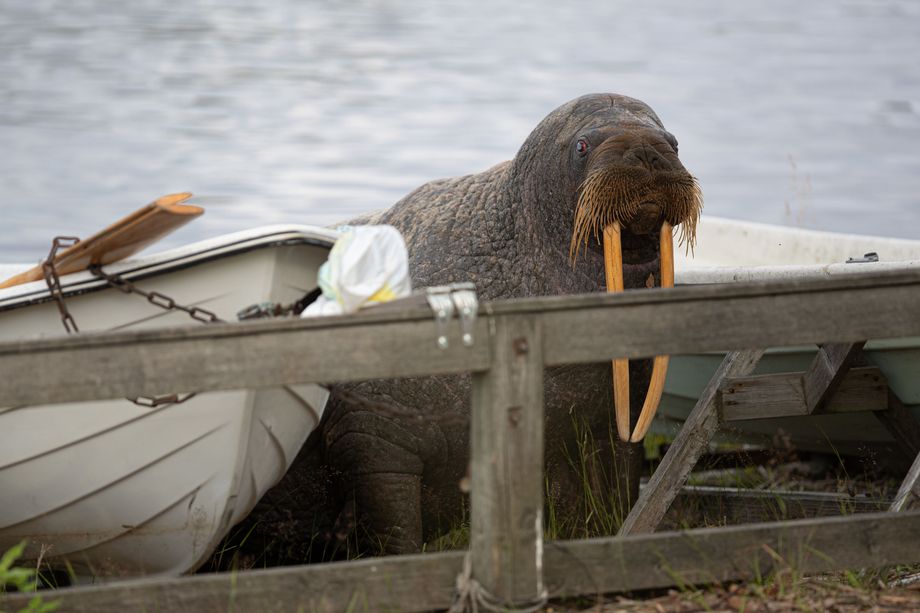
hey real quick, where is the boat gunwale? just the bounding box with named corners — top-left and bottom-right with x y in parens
top-left (0, 225), bottom-right (339, 312)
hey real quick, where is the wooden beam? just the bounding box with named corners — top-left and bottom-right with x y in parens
top-left (3, 269), bottom-right (920, 406)
top-left (874, 389), bottom-right (920, 464)
top-left (5, 511), bottom-right (919, 612)
top-left (550, 510), bottom-right (920, 598)
top-left (470, 315), bottom-right (545, 607)
top-left (802, 342), bottom-right (866, 413)
top-left (618, 349), bottom-right (765, 536)
top-left (0, 549), bottom-right (465, 613)
top-left (720, 366), bottom-right (888, 421)
top-left (892, 450), bottom-right (920, 512)
top-left (539, 269), bottom-right (920, 366)
top-left (0, 313), bottom-right (492, 407)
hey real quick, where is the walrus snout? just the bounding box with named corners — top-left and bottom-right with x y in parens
top-left (588, 129), bottom-right (683, 174)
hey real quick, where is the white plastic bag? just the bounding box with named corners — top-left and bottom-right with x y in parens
top-left (301, 225), bottom-right (412, 317)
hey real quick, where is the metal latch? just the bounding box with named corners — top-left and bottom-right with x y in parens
top-left (450, 282), bottom-right (478, 347)
top-left (846, 252), bottom-right (879, 264)
top-left (425, 283), bottom-right (479, 349)
top-left (426, 286), bottom-right (455, 349)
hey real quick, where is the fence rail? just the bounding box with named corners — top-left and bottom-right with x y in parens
top-left (2, 268), bottom-right (920, 611)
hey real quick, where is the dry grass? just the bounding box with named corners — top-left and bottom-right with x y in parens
top-left (552, 566), bottom-right (920, 612)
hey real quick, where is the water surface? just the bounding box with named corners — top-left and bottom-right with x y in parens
top-left (2, 0), bottom-right (919, 261)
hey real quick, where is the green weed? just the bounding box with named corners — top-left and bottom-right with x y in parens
top-left (0, 542), bottom-right (59, 613)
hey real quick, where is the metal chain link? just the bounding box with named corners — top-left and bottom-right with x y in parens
top-left (88, 265), bottom-right (223, 324)
top-left (42, 236), bottom-right (316, 408)
top-left (40, 235), bottom-right (219, 408)
top-left (41, 236), bottom-right (82, 333)
top-left (87, 264), bottom-right (223, 407)
top-left (236, 288), bottom-right (322, 320)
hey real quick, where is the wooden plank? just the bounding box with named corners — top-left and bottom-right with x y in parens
top-left (0, 315), bottom-right (492, 407)
top-left (549, 510), bottom-right (920, 598)
top-left (801, 342), bottom-right (866, 413)
top-left (664, 485), bottom-right (890, 528)
top-left (6, 511), bottom-right (920, 612)
top-left (540, 269), bottom-right (920, 366)
top-left (0, 549), bottom-right (465, 613)
top-left (874, 389), bottom-right (920, 464)
top-left (483, 268), bottom-right (920, 317)
top-left (891, 450), bottom-right (920, 512)
top-left (4, 270), bottom-right (920, 406)
top-left (721, 366), bottom-right (888, 421)
top-left (618, 349), bottom-right (765, 536)
top-left (470, 315), bottom-right (545, 606)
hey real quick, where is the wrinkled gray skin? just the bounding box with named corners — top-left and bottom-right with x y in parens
top-left (239, 93), bottom-right (691, 561)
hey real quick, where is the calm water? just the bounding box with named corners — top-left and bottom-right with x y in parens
top-left (2, 0), bottom-right (919, 261)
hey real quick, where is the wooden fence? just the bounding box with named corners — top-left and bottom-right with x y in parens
top-left (3, 269), bottom-right (920, 612)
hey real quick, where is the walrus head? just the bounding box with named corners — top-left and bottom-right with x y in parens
top-left (509, 94), bottom-right (702, 266)
top-left (569, 124), bottom-right (702, 260)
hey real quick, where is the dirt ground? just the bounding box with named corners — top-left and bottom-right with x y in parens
top-left (554, 570), bottom-right (920, 612)
top-left (546, 440), bottom-right (920, 613)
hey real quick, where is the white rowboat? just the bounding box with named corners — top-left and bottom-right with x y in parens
top-left (0, 225), bottom-right (337, 580)
top-left (663, 217), bottom-right (920, 454)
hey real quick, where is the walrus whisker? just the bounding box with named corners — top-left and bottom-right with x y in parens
top-left (569, 169), bottom-right (702, 261)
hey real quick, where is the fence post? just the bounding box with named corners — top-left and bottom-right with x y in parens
top-left (469, 314), bottom-right (545, 608)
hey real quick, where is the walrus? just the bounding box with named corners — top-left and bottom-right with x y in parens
top-left (229, 93), bottom-right (702, 563)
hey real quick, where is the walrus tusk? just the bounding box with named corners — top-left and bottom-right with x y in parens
top-left (603, 221), bottom-right (675, 442)
top-left (603, 222), bottom-right (631, 441)
top-left (629, 222), bottom-right (674, 442)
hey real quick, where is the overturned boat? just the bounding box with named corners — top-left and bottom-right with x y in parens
top-left (0, 222), bottom-right (337, 579)
top-left (664, 217), bottom-right (920, 455)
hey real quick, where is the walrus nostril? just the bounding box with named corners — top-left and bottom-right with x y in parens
top-left (629, 145), bottom-right (665, 171)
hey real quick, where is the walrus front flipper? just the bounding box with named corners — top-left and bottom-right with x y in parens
top-left (323, 388), bottom-right (428, 555)
top-left (352, 473), bottom-right (423, 555)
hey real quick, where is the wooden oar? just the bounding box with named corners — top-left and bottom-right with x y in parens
top-left (603, 221), bottom-right (674, 442)
top-left (0, 193), bottom-right (202, 289)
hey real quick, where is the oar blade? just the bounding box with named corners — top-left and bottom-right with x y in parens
top-left (0, 193), bottom-right (203, 289)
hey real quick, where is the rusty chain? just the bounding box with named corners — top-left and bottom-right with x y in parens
top-left (41, 236), bottom-right (82, 333)
top-left (40, 236), bottom-right (221, 408)
top-left (236, 287), bottom-right (321, 320)
top-left (41, 235), bottom-right (323, 407)
top-left (88, 264), bottom-right (222, 324)
top-left (88, 265), bottom-right (225, 406)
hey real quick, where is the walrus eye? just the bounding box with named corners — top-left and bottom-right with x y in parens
top-left (575, 139), bottom-right (590, 156)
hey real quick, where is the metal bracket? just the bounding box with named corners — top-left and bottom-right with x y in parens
top-left (237, 301), bottom-right (278, 320)
top-left (425, 283), bottom-right (480, 349)
top-left (450, 282), bottom-right (479, 347)
top-left (426, 286), bottom-right (455, 349)
top-left (846, 252), bottom-right (879, 264)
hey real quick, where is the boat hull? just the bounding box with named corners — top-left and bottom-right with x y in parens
top-left (0, 227), bottom-right (335, 579)
top-left (657, 340), bottom-right (920, 455)
top-left (659, 217), bottom-right (920, 455)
